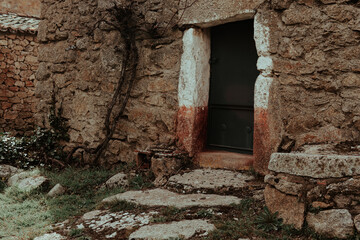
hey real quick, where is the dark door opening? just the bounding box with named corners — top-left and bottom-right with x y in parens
top-left (207, 20), bottom-right (259, 154)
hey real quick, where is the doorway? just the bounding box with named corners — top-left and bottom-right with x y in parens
top-left (207, 20), bottom-right (259, 154)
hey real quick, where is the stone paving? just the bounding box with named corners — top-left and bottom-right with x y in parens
top-left (129, 220), bottom-right (216, 239)
top-left (102, 188), bottom-right (242, 208)
top-left (32, 168), bottom-right (263, 240)
top-left (167, 168), bottom-right (254, 193)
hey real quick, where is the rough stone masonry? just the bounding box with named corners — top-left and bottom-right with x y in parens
top-left (0, 14), bottom-right (40, 135)
top-left (35, 0), bottom-right (360, 171)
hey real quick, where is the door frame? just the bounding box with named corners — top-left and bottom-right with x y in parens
top-left (176, 13), bottom-right (274, 173)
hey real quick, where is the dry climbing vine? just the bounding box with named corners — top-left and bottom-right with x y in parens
top-left (67, 0), bottom-right (200, 164)
top-left (67, 2), bottom-right (138, 164)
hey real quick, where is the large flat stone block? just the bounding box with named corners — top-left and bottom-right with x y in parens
top-left (102, 188), bottom-right (241, 208)
top-left (129, 220), bottom-right (215, 240)
top-left (269, 153), bottom-right (360, 178)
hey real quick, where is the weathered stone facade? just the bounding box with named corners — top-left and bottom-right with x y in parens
top-left (37, 0), bottom-right (182, 164)
top-left (36, 0), bottom-right (360, 171)
top-left (0, 26), bottom-right (39, 134)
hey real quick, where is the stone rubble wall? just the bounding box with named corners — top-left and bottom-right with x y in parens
top-left (37, 0), bottom-right (182, 164)
top-left (269, 0), bottom-right (360, 149)
top-left (265, 172), bottom-right (360, 239)
top-left (0, 32), bottom-right (38, 135)
top-left (252, 0), bottom-right (360, 174)
top-left (36, 0), bottom-right (360, 168)
top-left (265, 152), bottom-right (360, 238)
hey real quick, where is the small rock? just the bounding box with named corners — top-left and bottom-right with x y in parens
top-left (104, 173), bottom-right (128, 188)
top-left (334, 195), bottom-right (352, 208)
top-left (0, 164), bottom-right (21, 180)
top-left (48, 184), bottom-right (66, 197)
top-left (265, 174), bottom-right (303, 196)
top-left (252, 189), bottom-right (264, 201)
top-left (327, 178), bottom-right (360, 195)
top-left (307, 209), bottom-right (354, 239)
top-left (311, 201), bottom-right (332, 209)
top-left (33, 233), bottom-right (66, 240)
top-left (151, 157), bottom-right (182, 178)
top-left (129, 220), bottom-right (215, 239)
top-left (106, 232), bottom-right (117, 238)
top-left (264, 185), bottom-right (305, 230)
top-left (354, 214), bottom-right (360, 232)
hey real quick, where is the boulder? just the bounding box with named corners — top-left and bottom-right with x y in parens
top-left (264, 185), bottom-right (305, 229)
top-left (307, 209), bottom-right (354, 239)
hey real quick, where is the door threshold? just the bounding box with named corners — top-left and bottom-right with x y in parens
top-left (195, 150), bottom-right (254, 171)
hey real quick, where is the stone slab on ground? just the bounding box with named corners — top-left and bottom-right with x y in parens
top-left (128, 219), bottom-right (215, 239)
top-left (167, 168), bottom-right (254, 192)
top-left (307, 209), bottom-right (354, 239)
top-left (195, 151), bottom-right (254, 170)
top-left (33, 233), bottom-right (66, 240)
top-left (81, 210), bottom-right (157, 232)
top-left (102, 188), bottom-right (242, 208)
top-left (264, 185), bottom-right (305, 230)
top-left (269, 153), bottom-right (360, 178)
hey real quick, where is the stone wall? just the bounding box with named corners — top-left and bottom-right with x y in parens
top-left (37, 0), bottom-right (182, 164)
top-left (253, 0), bottom-right (360, 174)
top-left (265, 152), bottom-right (360, 238)
top-left (0, 0), bottom-right (41, 18)
top-left (36, 0), bottom-right (360, 169)
top-left (0, 32), bottom-right (38, 135)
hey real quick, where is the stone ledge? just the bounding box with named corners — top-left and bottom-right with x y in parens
top-left (269, 153), bottom-right (360, 178)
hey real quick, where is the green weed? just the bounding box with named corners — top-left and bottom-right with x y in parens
top-left (255, 207), bottom-right (283, 232)
top-left (128, 172), bottom-right (154, 190)
top-left (43, 167), bottom-right (125, 222)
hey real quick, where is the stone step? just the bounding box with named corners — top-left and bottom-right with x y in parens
top-left (129, 219), bottom-right (215, 240)
top-left (102, 188), bottom-right (242, 208)
top-left (195, 151), bottom-right (253, 170)
top-left (166, 168), bottom-right (262, 194)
